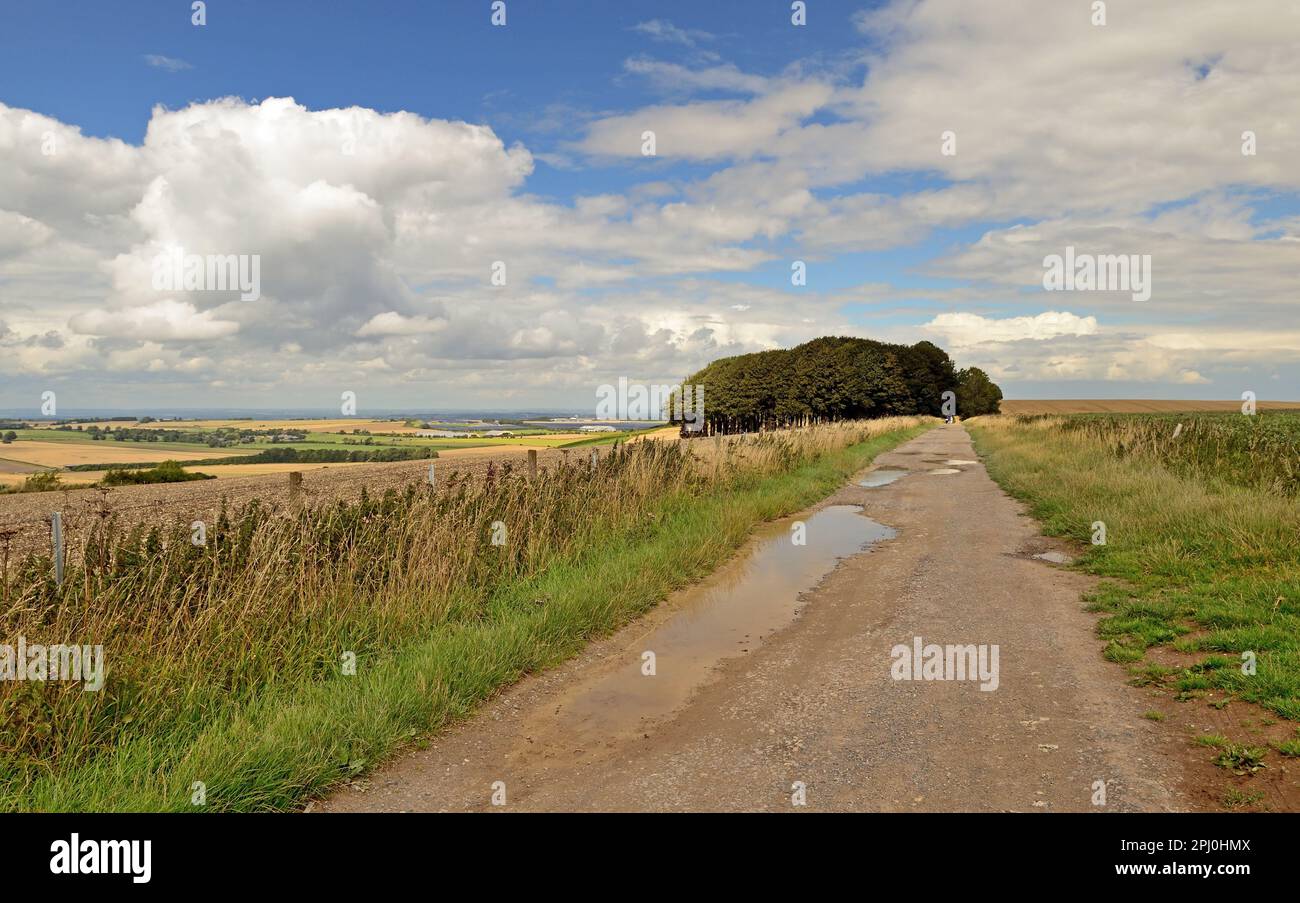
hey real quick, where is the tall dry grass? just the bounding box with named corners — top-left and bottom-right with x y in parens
top-left (987, 412), bottom-right (1300, 496)
top-left (1, 418), bottom-right (925, 780)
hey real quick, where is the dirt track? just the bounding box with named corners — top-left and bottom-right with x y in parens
top-left (317, 424), bottom-right (1231, 812)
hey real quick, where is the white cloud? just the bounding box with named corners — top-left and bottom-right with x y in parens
top-left (631, 20), bottom-right (713, 48)
top-left (143, 54), bottom-right (192, 72)
top-left (4, 2), bottom-right (1300, 405)
top-left (579, 84), bottom-right (833, 160)
top-left (623, 59), bottom-right (769, 95)
top-left (923, 311), bottom-right (1099, 346)
top-left (357, 312), bottom-right (447, 337)
top-left (70, 299), bottom-right (240, 341)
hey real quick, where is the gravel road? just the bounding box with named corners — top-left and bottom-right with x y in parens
top-left (320, 424), bottom-right (1198, 813)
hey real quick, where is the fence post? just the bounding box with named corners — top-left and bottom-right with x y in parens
top-left (288, 471), bottom-right (303, 508)
top-left (528, 449), bottom-right (538, 479)
top-left (51, 511), bottom-right (64, 588)
top-left (428, 461), bottom-right (436, 486)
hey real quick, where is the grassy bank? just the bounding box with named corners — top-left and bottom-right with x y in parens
top-left (968, 416), bottom-right (1300, 728)
top-left (2, 418), bottom-right (929, 811)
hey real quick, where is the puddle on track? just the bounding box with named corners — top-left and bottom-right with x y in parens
top-left (1033, 551), bottom-right (1073, 565)
top-left (859, 468), bottom-right (908, 488)
top-left (520, 505), bottom-right (895, 750)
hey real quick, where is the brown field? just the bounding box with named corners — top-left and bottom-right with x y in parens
top-left (0, 458), bottom-right (43, 475)
top-left (999, 398), bottom-right (1300, 415)
top-left (0, 440), bottom-right (230, 468)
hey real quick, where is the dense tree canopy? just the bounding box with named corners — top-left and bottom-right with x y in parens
top-left (676, 336), bottom-right (1000, 433)
top-left (955, 366), bottom-right (1004, 417)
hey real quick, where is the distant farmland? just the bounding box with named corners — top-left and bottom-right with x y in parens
top-left (999, 399), bottom-right (1300, 415)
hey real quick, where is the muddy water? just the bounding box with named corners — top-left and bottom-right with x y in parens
top-left (518, 505), bottom-right (895, 753)
top-left (859, 468), bottom-right (908, 488)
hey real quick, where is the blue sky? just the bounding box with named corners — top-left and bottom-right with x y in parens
top-left (1, 1), bottom-right (880, 145)
top-left (1, 0), bottom-right (1298, 411)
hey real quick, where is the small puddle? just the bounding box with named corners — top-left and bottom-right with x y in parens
top-left (859, 468), bottom-right (908, 488)
top-left (1033, 551), bottom-right (1073, 565)
top-left (945, 459), bottom-right (978, 466)
top-left (928, 468), bottom-right (961, 475)
top-left (521, 505), bottom-right (895, 750)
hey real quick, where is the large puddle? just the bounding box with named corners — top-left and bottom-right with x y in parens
top-left (520, 505), bottom-right (895, 751)
top-left (859, 468), bottom-right (908, 488)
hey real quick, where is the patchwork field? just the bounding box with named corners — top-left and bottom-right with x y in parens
top-left (0, 420), bottom-right (660, 479)
top-left (53, 418), bottom-right (433, 433)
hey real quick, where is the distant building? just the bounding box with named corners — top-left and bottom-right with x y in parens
top-left (580, 425), bottom-right (618, 433)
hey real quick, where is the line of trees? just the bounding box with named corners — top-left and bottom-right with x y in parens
top-left (675, 336), bottom-right (1001, 434)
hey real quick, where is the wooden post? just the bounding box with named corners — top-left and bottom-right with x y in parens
top-left (428, 461), bottom-right (436, 486)
top-left (590, 448), bottom-right (598, 470)
top-left (288, 471), bottom-right (303, 507)
top-left (528, 449), bottom-right (538, 479)
top-left (51, 511), bottom-right (64, 588)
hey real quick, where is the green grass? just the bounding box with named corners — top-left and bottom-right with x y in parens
top-left (1222, 788), bottom-right (1265, 809)
top-left (8, 428), bottom-right (242, 454)
top-left (1211, 744), bottom-right (1268, 775)
top-left (968, 416), bottom-right (1300, 724)
top-left (556, 427), bottom-right (666, 448)
top-left (4, 421), bottom-right (929, 811)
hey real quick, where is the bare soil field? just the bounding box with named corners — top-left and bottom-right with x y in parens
top-left (1000, 399), bottom-right (1300, 415)
top-left (0, 458), bottom-right (42, 475)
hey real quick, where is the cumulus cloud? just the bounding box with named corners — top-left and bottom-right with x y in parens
top-left (3, 1), bottom-right (1300, 406)
top-left (923, 311), bottom-right (1099, 346)
top-left (71, 299), bottom-right (240, 341)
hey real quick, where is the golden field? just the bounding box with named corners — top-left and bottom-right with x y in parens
top-left (0, 440), bottom-right (231, 468)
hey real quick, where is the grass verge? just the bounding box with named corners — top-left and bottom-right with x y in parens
top-left (7, 421), bottom-right (930, 811)
top-left (967, 416), bottom-right (1300, 724)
